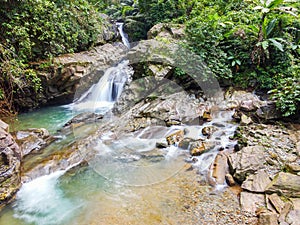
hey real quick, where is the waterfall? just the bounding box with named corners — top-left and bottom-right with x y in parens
top-left (72, 60), bottom-right (133, 112)
top-left (116, 22), bottom-right (130, 49)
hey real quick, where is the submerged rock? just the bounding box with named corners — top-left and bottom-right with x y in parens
top-left (0, 120), bottom-right (21, 209)
top-left (60, 112), bottom-right (103, 135)
top-left (166, 130), bottom-right (184, 145)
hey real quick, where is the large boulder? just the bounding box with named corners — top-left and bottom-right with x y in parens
top-left (266, 172), bottom-right (300, 198)
top-left (147, 23), bottom-right (185, 40)
top-left (0, 120), bottom-right (21, 209)
top-left (15, 128), bottom-right (55, 157)
top-left (228, 145), bottom-right (267, 183)
top-left (241, 170), bottom-right (271, 193)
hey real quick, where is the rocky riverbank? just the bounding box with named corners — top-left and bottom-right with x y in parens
top-left (0, 120), bottom-right (21, 209)
top-left (1, 22), bottom-right (299, 224)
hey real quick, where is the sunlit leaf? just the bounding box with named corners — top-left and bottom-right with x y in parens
top-left (269, 38), bottom-right (284, 51)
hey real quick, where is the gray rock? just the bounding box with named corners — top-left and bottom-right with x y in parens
top-left (211, 153), bottom-right (228, 185)
top-left (256, 102), bottom-right (282, 120)
top-left (286, 210), bottom-right (300, 225)
top-left (242, 170), bottom-right (271, 193)
top-left (278, 202), bottom-right (293, 224)
top-left (266, 172), bottom-right (300, 198)
top-left (258, 211), bottom-right (279, 225)
top-left (240, 114), bottom-right (252, 125)
top-left (147, 23), bottom-right (185, 40)
top-left (0, 120), bottom-right (8, 132)
top-left (240, 191), bottom-right (265, 213)
top-left (16, 128), bottom-right (55, 157)
top-left (0, 120), bottom-right (21, 209)
top-left (228, 145), bottom-right (266, 183)
top-left (286, 162), bottom-right (300, 174)
top-left (267, 194), bottom-right (285, 214)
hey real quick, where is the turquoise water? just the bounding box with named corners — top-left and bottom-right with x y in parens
top-left (11, 106), bottom-right (74, 134)
top-left (0, 108), bottom-right (237, 225)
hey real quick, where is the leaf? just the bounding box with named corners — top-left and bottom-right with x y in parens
top-left (260, 0), bottom-right (266, 6)
top-left (262, 40), bottom-right (269, 50)
top-left (262, 8), bottom-right (270, 13)
top-left (267, 0), bottom-right (284, 9)
top-left (266, 19), bottom-right (277, 37)
top-left (254, 6), bottom-right (264, 10)
top-left (269, 38), bottom-right (284, 51)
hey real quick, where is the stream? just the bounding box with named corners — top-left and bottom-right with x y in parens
top-left (0, 24), bottom-right (238, 225)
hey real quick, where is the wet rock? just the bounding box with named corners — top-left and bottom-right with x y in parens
top-left (60, 112), bottom-right (103, 135)
top-left (165, 119), bottom-right (181, 127)
top-left (178, 138), bottom-right (194, 150)
top-left (240, 191), bottom-right (265, 213)
top-left (232, 110), bottom-right (242, 121)
top-left (15, 128), bottom-right (55, 157)
top-left (190, 142), bottom-right (206, 156)
top-left (258, 211), bottom-right (279, 225)
top-left (202, 111), bottom-right (212, 121)
top-left (211, 153), bottom-right (228, 185)
top-left (228, 145), bottom-right (266, 183)
top-left (0, 120), bottom-right (21, 208)
top-left (240, 114), bottom-right (252, 126)
top-left (225, 174), bottom-right (236, 186)
top-left (266, 172), bottom-right (300, 198)
top-left (166, 130), bottom-right (184, 146)
top-left (156, 139), bottom-right (168, 149)
top-left (202, 126), bottom-right (218, 137)
top-left (189, 140), bottom-right (216, 156)
top-left (241, 170), bottom-right (271, 193)
top-left (256, 102), bottom-right (282, 120)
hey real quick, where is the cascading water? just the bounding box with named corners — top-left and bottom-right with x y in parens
top-left (71, 60), bottom-right (133, 112)
top-left (116, 22), bottom-right (130, 49)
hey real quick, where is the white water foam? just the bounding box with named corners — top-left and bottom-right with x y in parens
top-left (13, 170), bottom-right (83, 225)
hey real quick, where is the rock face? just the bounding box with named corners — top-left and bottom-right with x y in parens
top-left (0, 120), bottom-right (21, 208)
top-left (15, 42), bottom-right (127, 111)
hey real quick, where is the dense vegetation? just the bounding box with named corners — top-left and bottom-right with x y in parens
top-left (0, 0), bottom-right (103, 115)
top-left (114, 0), bottom-right (300, 117)
top-left (0, 0), bottom-right (299, 117)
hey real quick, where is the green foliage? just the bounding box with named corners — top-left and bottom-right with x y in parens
top-left (0, 0), bottom-right (105, 115)
top-left (269, 66), bottom-right (300, 117)
top-left (185, 0), bottom-right (300, 116)
top-left (138, 0), bottom-right (187, 26)
top-left (0, 43), bottom-right (42, 116)
top-left (1, 0), bottom-right (103, 62)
